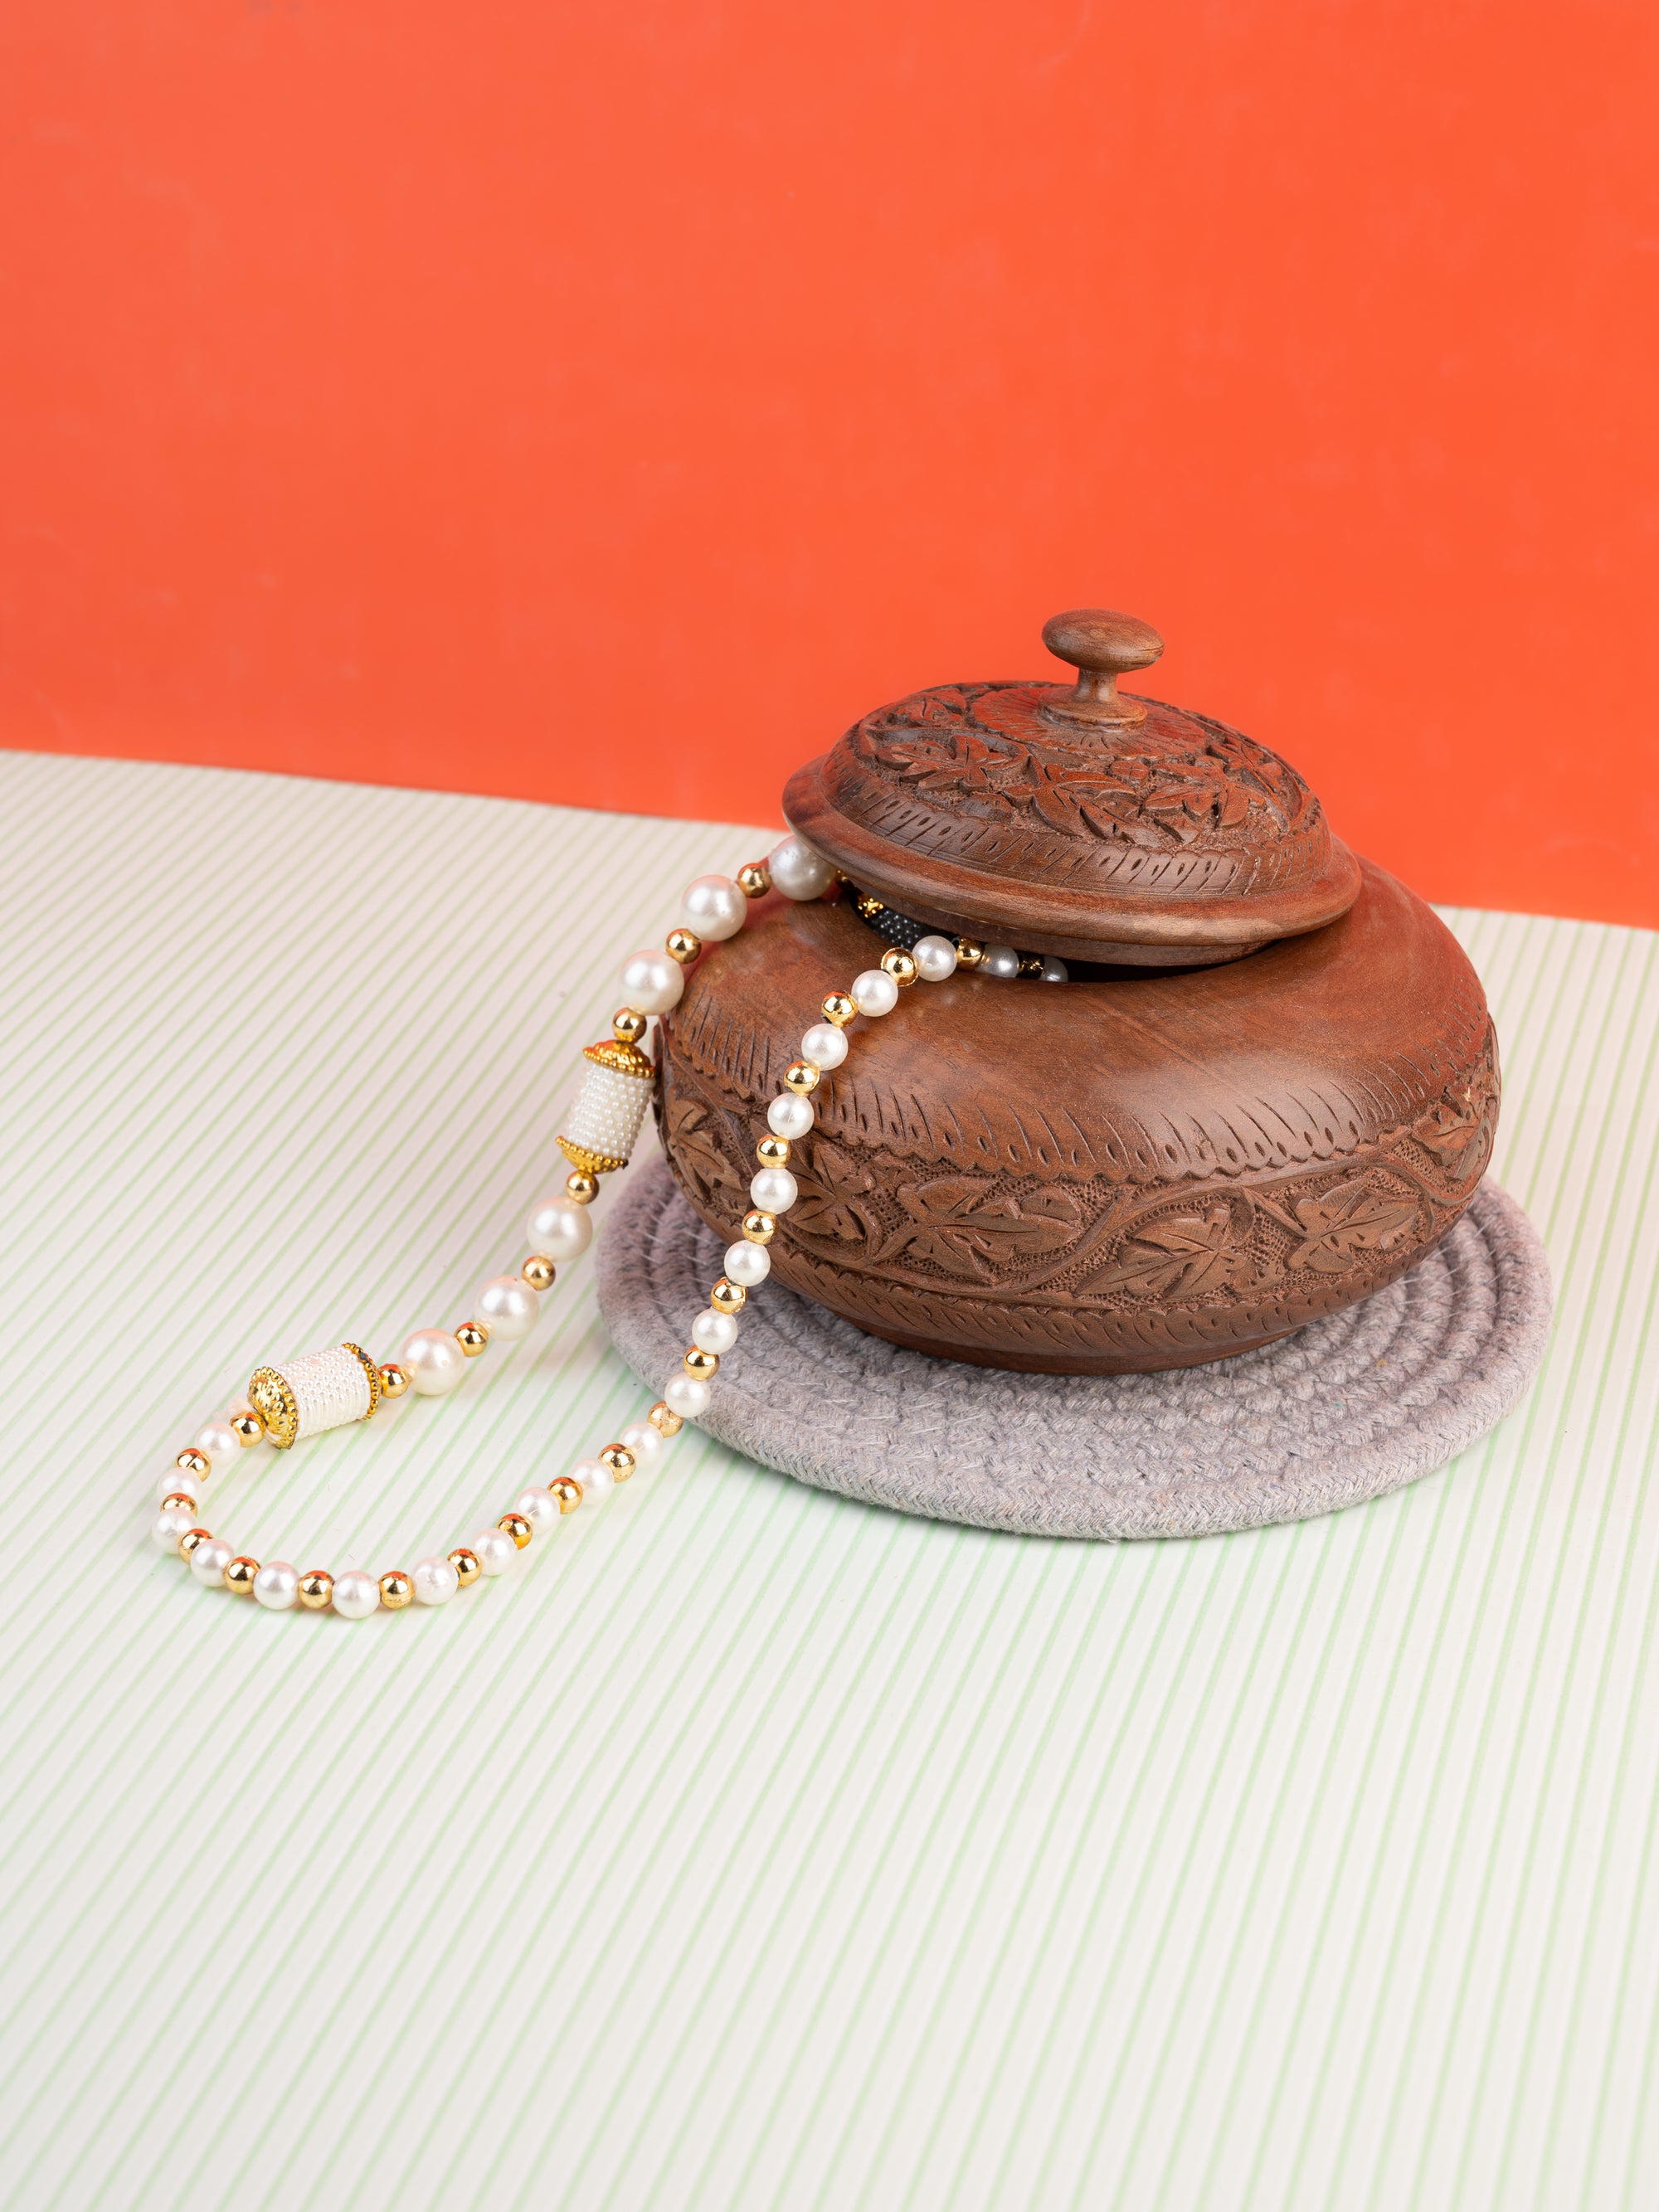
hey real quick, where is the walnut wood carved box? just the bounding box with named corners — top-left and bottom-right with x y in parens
top-left (656, 610), bottom-right (1497, 1375)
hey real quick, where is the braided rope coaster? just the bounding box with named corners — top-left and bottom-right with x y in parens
top-left (598, 1161), bottom-right (1553, 1540)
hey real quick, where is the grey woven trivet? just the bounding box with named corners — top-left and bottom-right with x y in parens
top-left (598, 1159), bottom-right (1553, 1539)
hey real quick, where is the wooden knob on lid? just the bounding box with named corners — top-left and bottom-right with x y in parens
top-left (1039, 608), bottom-right (1164, 730)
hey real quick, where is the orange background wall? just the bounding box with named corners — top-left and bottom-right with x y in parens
top-left (2, 2), bottom-right (1656, 926)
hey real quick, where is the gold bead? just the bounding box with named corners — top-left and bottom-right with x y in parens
top-left (783, 1059), bottom-right (821, 1095)
top-left (299, 1569), bottom-right (333, 1610)
top-left (378, 1361), bottom-right (411, 1398)
top-left (225, 1556), bottom-right (259, 1595)
top-left (822, 992), bottom-right (856, 1026)
top-left (1018, 953), bottom-right (1044, 978)
top-left (649, 1399), bottom-right (684, 1437)
top-left (550, 1475), bottom-right (583, 1512)
top-left (567, 1169), bottom-right (599, 1204)
top-left (231, 1410), bottom-right (265, 1446)
top-left (378, 1570), bottom-right (414, 1610)
top-left (612, 1006), bottom-right (649, 1044)
top-left (522, 1253), bottom-right (557, 1292)
top-left (456, 1320), bottom-right (489, 1357)
top-left (667, 926), bottom-right (702, 964)
top-left (449, 1547), bottom-right (482, 1587)
top-left (160, 1491), bottom-right (199, 1515)
top-left (757, 1134), bottom-right (791, 1166)
top-left (498, 1511), bottom-right (533, 1549)
top-left (737, 861), bottom-right (771, 898)
top-left (179, 1527), bottom-right (212, 1559)
top-left (956, 937), bottom-right (985, 968)
top-left (176, 1447), bottom-right (211, 1480)
top-left (600, 1443), bottom-right (636, 1481)
top-left (684, 1345), bottom-right (719, 1378)
top-left (881, 947), bottom-right (919, 986)
top-left (710, 1276), bottom-right (747, 1315)
top-left (742, 1208), bottom-right (776, 1244)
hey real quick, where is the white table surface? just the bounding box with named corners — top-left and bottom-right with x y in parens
top-left (2, 752), bottom-right (1657, 2212)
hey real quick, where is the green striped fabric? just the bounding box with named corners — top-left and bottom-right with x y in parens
top-left (1, 753), bottom-right (1655, 2212)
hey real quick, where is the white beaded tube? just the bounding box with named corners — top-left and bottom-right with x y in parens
top-left (557, 1038), bottom-right (654, 1175)
top-left (246, 1343), bottom-right (382, 1449)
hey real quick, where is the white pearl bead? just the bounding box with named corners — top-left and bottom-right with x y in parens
top-left (723, 1238), bottom-right (771, 1286)
top-left (620, 1420), bottom-right (667, 1465)
top-left (913, 934), bottom-right (959, 982)
top-left (402, 1327), bottom-right (469, 1395)
top-left (983, 945), bottom-right (1020, 978)
top-left (253, 1560), bottom-right (299, 1611)
top-left (766, 1092), bottom-right (815, 1140)
top-left (189, 1536), bottom-right (233, 1587)
top-left (619, 949), bottom-right (684, 1015)
top-left (194, 1420), bottom-right (241, 1471)
top-left (1041, 956), bottom-right (1069, 983)
top-left (664, 1371), bottom-right (717, 1424)
top-left (665, 1373), bottom-right (713, 1420)
top-left (751, 1166), bottom-right (798, 1213)
top-left (475, 1276), bottom-right (540, 1341)
top-left (850, 968), bottom-right (899, 1017)
top-left (526, 1195), bottom-right (594, 1263)
top-left (515, 1485), bottom-right (562, 1535)
top-left (681, 874), bottom-right (747, 941)
top-left (570, 1457), bottom-right (613, 1508)
top-left (800, 1021), bottom-right (849, 1070)
top-left (692, 1307), bottom-right (739, 1354)
top-left (767, 833), bottom-right (836, 900)
top-left (412, 1555), bottom-right (461, 1605)
top-left (157, 1469), bottom-right (202, 1505)
top-left (153, 1505), bottom-right (197, 1552)
top-left (332, 1568), bottom-right (380, 1618)
top-left (471, 1526), bottom-right (519, 1575)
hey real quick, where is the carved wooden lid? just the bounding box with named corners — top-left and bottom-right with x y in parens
top-left (783, 609), bottom-right (1360, 962)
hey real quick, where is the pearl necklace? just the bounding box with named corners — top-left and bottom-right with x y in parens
top-left (148, 833), bottom-right (969, 1619)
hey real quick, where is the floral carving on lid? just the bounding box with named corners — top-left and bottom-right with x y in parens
top-left (786, 608), bottom-right (1362, 946)
top-left (836, 681), bottom-right (1335, 889)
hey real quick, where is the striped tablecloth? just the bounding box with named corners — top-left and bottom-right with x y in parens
top-left (2, 753), bottom-right (1656, 2212)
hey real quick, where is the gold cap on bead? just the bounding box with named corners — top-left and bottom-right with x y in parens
top-left (582, 1036), bottom-right (654, 1081)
